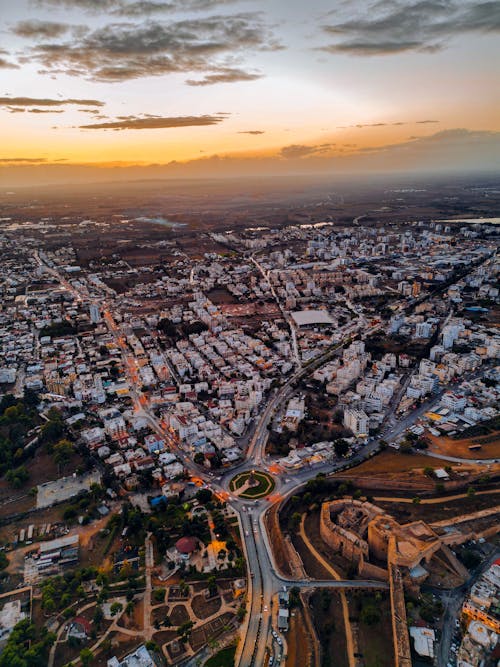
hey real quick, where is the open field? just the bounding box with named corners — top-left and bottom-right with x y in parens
top-left (310, 589), bottom-right (349, 667)
top-left (286, 607), bottom-right (314, 667)
top-left (426, 431), bottom-right (500, 460)
top-left (0, 448), bottom-right (84, 519)
top-left (377, 492), bottom-right (500, 524)
top-left (204, 645), bottom-right (236, 667)
top-left (333, 450), bottom-right (500, 494)
top-left (350, 592), bottom-right (394, 667)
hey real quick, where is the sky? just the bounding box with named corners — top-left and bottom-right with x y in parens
top-left (0, 0), bottom-right (499, 184)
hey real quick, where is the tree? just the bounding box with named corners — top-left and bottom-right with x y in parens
top-left (467, 486), bottom-right (476, 497)
top-left (195, 488), bottom-right (213, 504)
top-left (93, 605), bottom-right (104, 628)
top-left (412, 497), bottom-right (421, 505)
top-left (423, 467), bottom-right (435, 478)
top-left (153, 589), bottom-right (165, 603)
top-left (194, 452), bottom-right (205, 465)
top-left (207, 575), bottom-right (217, 597)
top-left (0, 620), bottom-right (55, 667)
top-left (53, 439), bottom-right (73, 471)
top-left (5, 466), bottom-right (29, 489)
top-left (333, 439), bottom-right (349, 458)
top-left (80, 648), bottom-right (94, 666)
top-left (110, 602), bottom-right (123, 617)
top-left (289, 586), bottom-right (301, 608)
top-left (360, 604), bottom-right (381, 625)
top-left (177, 620), bottom-right (194, 643)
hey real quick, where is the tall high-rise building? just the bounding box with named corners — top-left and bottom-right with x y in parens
top-left (89, 303), bottom-right (101, 323)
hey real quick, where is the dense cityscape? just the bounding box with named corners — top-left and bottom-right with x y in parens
top-left (0, 191), bottom-right (498, 667)
top-left (1, 0), bottom-right (499, 665)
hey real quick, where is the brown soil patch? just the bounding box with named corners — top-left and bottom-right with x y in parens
top-left (287, 607), bottom-right (314, 667)
top-left (93, 632), bottom-right (142, 667)
top-left (265, 504), bottom-right (292, 577)
top-left (339, 451), bottom-right (446, 475)
top-left (350, 592), bottom-right (394, 667)
top-left (152, 629), bottom-right (177, 645)
top-left (303, 511), bottom-right (349, 578)
top-left (151, 604), bottom-right (170, 626)
top-left (188, 612), bottom-right (235, 652)
top-left (310, 589), bottom-right (349, 667)
top-left (378, 492), bottom-right (500, 524)
top-left (426, 431), bottom-right (500, 460)
top-left (191, 593), bottom-right (222, 620)
top-left (169, 604), bottom-right (190, 627)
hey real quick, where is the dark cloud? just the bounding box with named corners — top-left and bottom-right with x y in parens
top-left (280, 143), bottom-right (335, 159)
top-left (35, 0), bottom-right (238, 11)
top-left (78, 113), bottom-right (227, 130)
top-left (320, 1), bottom-right (500, 55)
top-left (238, 130), bottom-right (265, 135)
top-left (186, 68), bottom-right (262, 86)
top-left (0, 157), bottom-right (49, 163)
top-left (22, 13), bottom-right (281, 83)
top-left (13, 20), bottom-right (70, 39)
top-left (338, 119), bottom-right (440, 128)
top-left (0, 50), bottom-right (19, 69)
top-left (33, 0), bottom-right (117, 8)
top-left (0, 96), bottom-right (104, 107)
top-left (28, 108), bottom-right (65, 113)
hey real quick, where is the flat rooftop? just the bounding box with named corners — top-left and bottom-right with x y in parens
top-left (291, 310), bottom-right (335, 327)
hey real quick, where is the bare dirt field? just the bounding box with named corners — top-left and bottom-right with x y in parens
top-left (377, 492), bottom-right (500, 524)
top-left (350, 591), bottom-right (394, 667)
top-left (310, 589), bottom-right (349, 667)
top-left (333, 451), bottom-right (500, 494)
top-left (287, 607), bottom-right (314, 667)
top-left (0, 448), bottom-right (84, 519)
top-left (426, 431), bottom-right (500, 460)
top-left (191, 593), bottom-right (222, 620)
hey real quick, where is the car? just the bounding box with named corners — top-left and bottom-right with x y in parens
top-left (264, 605), bottom-right (268, 612)
top-left (277, 638), bottom-right (282, 646)
top-left (272, 631), bottom-right (278, 639)
top-left (245, 530), bottom-right (249, 536)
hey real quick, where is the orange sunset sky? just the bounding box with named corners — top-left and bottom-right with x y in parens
top-left (0, 0), bottom-right (499, 184)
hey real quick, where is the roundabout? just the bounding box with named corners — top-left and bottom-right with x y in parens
top-left (229, 469), bottom-right (275, 499)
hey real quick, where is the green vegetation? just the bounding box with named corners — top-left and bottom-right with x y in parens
top-left (229, 471), bottom-right (275, 499)
top-left (40, 567), bottom-right (98, 613)
top-left (5, 465), bottom-right (30, 488)
top-left (0, 391), bottom-right (41, 475)
top-left (360, 603), bottom-right (381, 625)
top-left (153, 588), bottom-right (166, 603)
top-left (39, 321), bottom-right (77, 338)
top-left (0, 619), bottom-right (55, 667)
top-left (204, 645), bottom-right (236, 667)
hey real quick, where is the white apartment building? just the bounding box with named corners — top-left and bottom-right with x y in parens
top-left (343, 408), bottom-right (369, 437)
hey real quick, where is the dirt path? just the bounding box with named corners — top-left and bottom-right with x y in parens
top-left (374, 488), bottom-right (500, 504)
top-left (299, 514), bottom-right (357, 667)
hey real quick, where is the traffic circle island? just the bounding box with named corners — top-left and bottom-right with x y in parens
top-left (229, 469), bottom-right (275, 499)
